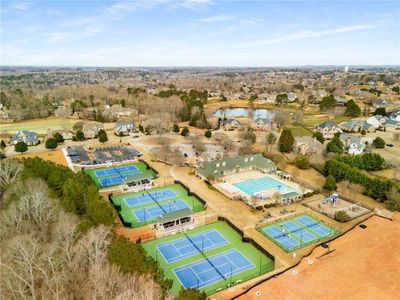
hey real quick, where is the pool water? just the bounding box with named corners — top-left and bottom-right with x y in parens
top-left (234, 176), bottom-right (296, 196)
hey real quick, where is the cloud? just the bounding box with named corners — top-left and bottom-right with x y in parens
top-left (197, 14), bottom-right (235, 23)
top-left (10, 1), bottom-right (30, 10)
top-left (237, 24), bottom-right (374, 48)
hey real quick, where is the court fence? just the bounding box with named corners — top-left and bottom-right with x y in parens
top-left (257, 220), bottom-right (339, 253)
top-left (138, 158), bottom-right (159, 177)
top-left (174, 180), bottom-right (208, 207)
top-left (201, 262), bottom-right (274, 296)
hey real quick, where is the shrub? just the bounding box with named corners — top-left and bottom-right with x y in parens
top-left (178, 288), bottom-right (207, 300)
top-left (372, 137), bottom-right (385, 148)
top-left (204, 129), bottom-right (212, 138)
top-left (181, 126), bottom-right (189, 137)
top-left (313, 132), bottom-right (325, 143)
top-left (334, 210), bottom-right (351, 222)
top-left (323, 175), bottom-right (337, 191)
top-left (295, 155), bottom-right (310, 169)
top-left (1, 140), bottom-right (6, 149)
top-left (75, 130), bottom-right (85, 141)
top-left (255, 206), bottom-right (264, 210)
top-left (99, 132), bottom-right (108, 143)
top-left (172, 123), bottom-right (180, 133)
top-left (326, 136), bottom-right (344, 154)
top-left (53, 132), bottom-right (64, 143)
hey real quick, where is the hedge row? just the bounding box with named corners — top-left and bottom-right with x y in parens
top-left (334, 153), bottom-right (386, 171)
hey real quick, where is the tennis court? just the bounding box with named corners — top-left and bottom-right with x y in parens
top-left (123, 189), bottom-right (176, 207)
top-left (157, 229), bottom-right (228, 263)
top-left (174, 249), bottom-right (255, 289)
top-left (113, 184), bottom-right (206, 227)
top-left (142, 222), bottom-right (274, 296)
top-left (133, 199), bottom-right (189, 222)
top-left (259, 214), bottom-right (338, 252)
top-left (84, 161), bottom-right (157, 188)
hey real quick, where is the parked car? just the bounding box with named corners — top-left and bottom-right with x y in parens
top-left (386, 144), bottom-right (394, 147)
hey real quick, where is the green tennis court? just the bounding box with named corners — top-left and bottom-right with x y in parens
top-left (84, 162), bottom-right (157, 188)
top-left (259, 214), bottom-right (339, 252)
top-left (142, 221), bottom-right (274, 296)
top-left (112, 183), bottom-right (205, 227)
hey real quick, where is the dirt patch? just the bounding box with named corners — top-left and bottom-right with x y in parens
top-left (236, 214), bottom-right (400, 300)
top-left (17, 149), bottom-right (67, 166)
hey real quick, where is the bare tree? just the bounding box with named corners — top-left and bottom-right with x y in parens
top-left (0, 159), bottom-right (23, 198)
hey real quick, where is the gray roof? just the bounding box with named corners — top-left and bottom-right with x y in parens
top-left (123, 173), bottom-right (152, 183)
top-left (11, 130), bottom-right (38, 144)
top-left (317, 121), bottom-right (338, 129)
top-left (340, 133), bottom-right (362, 145)
top-left (157, 208), bottom-right (192, 223)
top-left (221, 118), bottom-right (240, 125)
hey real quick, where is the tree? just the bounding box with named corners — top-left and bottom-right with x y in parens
top-left (326, 136), bottom-right (344, 154)
top-left (372, 136), bottom-right (385, 148)
top-left (172, 123), bottom-right (180, 133)
top-left (319, 95), bottom-right (336, 111)
top-left (220, 94), bottom-right (227, 102)
top-left (178, 288), bottom-right (207, 300)
top-left (98, 130), bottom-right (108, 143)
top-left (239, 128), bottom-right (256, 146)
top-left (278, 128), bottom-right (294, 153)
top-left (0, 140), bottom-right (6, 149)
top-left (204, 129), bottom-right (212, 138)
top-left (138, 124), bottom-right (144, 132)
top-left (392, 86), bottom-right (400, 94)
top-left (344, 100), bottom-right (361, 117)
top-left (386, 185), bottom-right (400, 211)
top-left (266, 132), bottom-right (277, 152)
top-left (374, 107), bottom-right (387, 116)
top-left (45, 138), bottom-right (58, 150)
top-left (53, 132), bottom-right (64, 143)
top-left (75, 130), bottom-right (85, 141)
top-left (275, 93), bottom-right (288, 105)
top-left (180, 126), bottom-right (189, 137)
top-left (295, 155), bottom-right (310, 169)
top-left (15, 141), bottom-right (28, 153)
top-left (360, 129), bottom-right (366, 135)
top-left (313, 132), bottom-right (325, 143)
top-left (323, 175), bottom-right (337, 191)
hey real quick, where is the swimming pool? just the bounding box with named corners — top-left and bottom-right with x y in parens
top-left (233, 176), bottom-right (296, 196)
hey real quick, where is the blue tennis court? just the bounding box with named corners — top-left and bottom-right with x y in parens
top-left (291, 228), bottom-right (318, 243)
top-left (133, 199), bottom-right (189, 221)
top-left (123, 189), bottom-right (176, 207)
top-left (157, 229), bottom-right (228, 263)
top-left (262, 225), bottom-right (300, 250)
top-left (234, 176), bottom-right (296, 196)
top-left (308, 223), bottom-right (332, 237)
top-left (99, 172), bottom-right (142, 187)
top-left (94, 165), bottom-right (138, 177)
top-left (280, 220), bottom-right (303, 233)
top-left (295, 215), bottom-right (319, 227)
top-left (173, 249), bottom-right (255, 289)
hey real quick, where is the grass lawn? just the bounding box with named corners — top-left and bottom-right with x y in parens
top-left (0, 117), bottom-right (78, 135)
top-left (84, 161), bottom-right (156, 189)
top-left (142, 221), bottom-right (274, 296)
top-left (303, 116), bottom-right (352, 128)
top-left (287, 125), bottom-right (313, 137)
top-left (112, 183), bottom-right (205, 227)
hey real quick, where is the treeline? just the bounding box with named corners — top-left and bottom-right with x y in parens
top-left (334, 153), bottom-right (386, 171)
top-left (323, 158), bottom-right (393, 201)
top-left (158, 87), bottom-right (209, 128)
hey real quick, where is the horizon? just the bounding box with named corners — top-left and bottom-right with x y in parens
top-left (1, 0), bottom-right (399, 66)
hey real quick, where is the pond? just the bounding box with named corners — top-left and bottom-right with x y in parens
top-left (213, 107), bottom-right (274, 119)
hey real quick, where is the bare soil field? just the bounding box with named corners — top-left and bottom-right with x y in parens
top-left (16, 149), bottom-right (68, 166)
top-left (236, 214), bottom-right (400, 300)
top-left (369, 168), bottom-right (399, 181)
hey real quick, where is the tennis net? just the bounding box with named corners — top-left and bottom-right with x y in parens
top-left (184, 232), bottom-right (226, 280)
top-left (146, 190), bottom-right (167, 213)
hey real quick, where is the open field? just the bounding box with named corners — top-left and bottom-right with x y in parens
top-left (302, 116), bottom-right (352, 128)
top-left (0, 117), bottom-right (78, 135)
top-left (287, 125), bottom-right (313, 137)
top-left (237, 214), bottom-right (400, 300)
top-left (142, 221), bottom-right (274, 296)
top-left (15, 149), bottom-right (68, 166)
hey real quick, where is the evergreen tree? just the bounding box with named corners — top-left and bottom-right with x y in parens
top-left (374, 107), bottom-right (387, 116)
top-left (204, 129), bottom-right (212, 138)
top-left (15, 141), bottom-right (28, 153)
top-left (75, 130), bottom-right (85, 141)
top-left (313, 132), bottom-right (325, 143)
top-left (319, 95), bottom-right (336, 111)
top-left (323, 175), bottom-right (337, 191)
top-left (98, 132), bottom-right (108, 143)
top-left (172, 123), bottom-right (180, 133)
top-left (344, 99), bottom-right (361, 117)
top-left (180, 126), bottom-right (189, 137)
top-left (372, 136), bottom-right (385, 148)
top-left (53, 132), bottom-right (64, 143)
top-left (278, 128), bottom-right (294, 152)
top-left (45, 138), bottom-right (58, 150)
top-left (0, 140), bottom-right (6, 149)
top-left (326, 136), bottom-right (344, 154)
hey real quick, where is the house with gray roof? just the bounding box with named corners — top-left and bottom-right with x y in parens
top-left (315, 121), bottom-right (342, 139)
top-left (11, 130), bottom-right (39, 146)
top-left (253, 118), bottom-right (272, 131)
top-left (390, 109), bottom-right (400, 122)
top-left (195, 153), bottom-right (276, 181)
top-left (114, 121), bottom-right (136, 136)
top-left (374, 99), bottom-right (389, 108)
top-left (294, 136), bottom-right (323, 155)
top-left (82, 122), bottom-right (104, 139)
top-left (339, 133), bottom-right (372, 155)
top-left (220, 118), bottom-right (242, 131)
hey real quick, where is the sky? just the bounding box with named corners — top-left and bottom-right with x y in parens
top-left (1, 0), bottom-right (399, 66)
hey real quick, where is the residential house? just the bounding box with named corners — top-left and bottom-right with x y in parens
top-left (114, 121), bottom-right (136, 136)
top-left (340, 120), bottom-right (362, 133)
top-left (386, 119), bottom-right (400, 130)
top-left (287, 92), bottom-right (297, 102)
top-left (294, 136), bottom-right (323, 155)
top-left (366, 115), bottom-right (388, 130)
top-left (390, 109), bottom-right (400, 122)
top-left (11, 130), bottom-right (39, 146)
top-left (253, 118), bottom-right (272, 131)
top-left (103, 104), bottom-right (137, 120)
top-left (195, 153), bottom-right (276, 181)
top-left (220, 119), bottom-right (241, 131)
top-left (374, 99), bottom-right (389, 108)
top-left (335, 96), bottom-right (348, 106)
top-left (48, 130), bottom-right (74, 141)
top-left (82, 122), bottom-right (104, 139)
top-left (314, 121), bottom-right (342, 139)
top-left (339, 133), bottom-right (371, 155)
